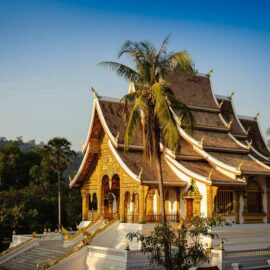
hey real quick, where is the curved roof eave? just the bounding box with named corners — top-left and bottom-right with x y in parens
top-left (69, 143), bottom-right (91, 188)
top-left (239, 115), bottom-right (270, 155)
top-left (175, 124), bottom-right (240, 175)
top-left (164, 154), bottom-right (212, 185)
top-left (248, 154), bottom-right (270, 171)
top-left (82, 97), bottom-right (97, 153)
top-left (82, 96), bottom-right (118, 154)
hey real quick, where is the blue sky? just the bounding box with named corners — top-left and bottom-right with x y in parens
top-left (1, 0), bottom-right (270, 150)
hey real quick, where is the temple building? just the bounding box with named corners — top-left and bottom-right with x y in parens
top-left (70, 72), bottom-right (270, 225)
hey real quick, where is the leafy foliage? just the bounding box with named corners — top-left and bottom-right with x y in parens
top-left (127, 216), bottom-right (218, 270)
top-left (101, 37), bottom-right (195, 227)
top-left (0, 137), bottom-right (82, 252)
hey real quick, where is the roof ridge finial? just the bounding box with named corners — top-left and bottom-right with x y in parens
top-left (245, 126), bottom-right (251, 135)
top-left (208, 169), bottom-right (213, 180)
top-left (255, 112), bottom-right (260, 120)
top-left (128, 81), bottom-right (136, 94)
top-left (237, 160), bottom-right (244, 171)
top-left (207, 69), bottom-right (213, 77)
top-left (90, 86), bottom-right (100, 98)
top-left (218, 100), bottom-right (224, 109)
top-left (115, 131), bottom-right (120, 144)
top-left (247, 139), bottom-right (253, 149)
top-left (227, 118), bottom-right (234, 129)
top-left (229, 90), bottom-right (235, 100)
top-left (138, 168), bottom-right (143, 179)
top-left (200, 135), bottom-right (205, 147)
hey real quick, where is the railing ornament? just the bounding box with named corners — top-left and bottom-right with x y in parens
top-left (220, 238), bottom-right (225, 250)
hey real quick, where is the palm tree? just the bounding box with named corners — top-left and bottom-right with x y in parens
top-left (43, 137), bottom-right (75, 231)
top-left (100, 36), bottom-right (194, 226)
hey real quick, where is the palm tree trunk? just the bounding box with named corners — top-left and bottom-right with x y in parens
top-left (57, 171), bottom-right (61, 231)
top-left (154, 120), bottom-right (172, 270)
top-left (156, 152), bottom-right (166, 225)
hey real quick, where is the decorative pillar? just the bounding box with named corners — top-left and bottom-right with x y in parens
top-left (139, 185), bottom-right (145, 223)
top-left (206, 185), bottom-right (218, 218)
top-left (234, 190), bottom-right (240, 224)
top-left (81, 190), bottom-right (88, 221)
top-left (156, 190), bottom-right (161, 215)
top-left (119, 189), bottom-right (125, 222)
top-left (97, 180), bottom-right (102, 218)
top-left (177, 188), bottom-right (181, 222)
top-left (243, 189), bottom-right (248, 214)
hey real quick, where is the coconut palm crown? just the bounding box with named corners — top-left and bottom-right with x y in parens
top-left (100, 36), bottom-right (194, 225)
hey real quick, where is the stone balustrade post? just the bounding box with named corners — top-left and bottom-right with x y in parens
top-left (232, 263), bottom-right (240, 270)
top-left (211, 249), bottom-right (224, 270)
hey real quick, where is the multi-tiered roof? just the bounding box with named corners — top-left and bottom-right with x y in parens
top-left (70, 72), bottom-right (270, 188)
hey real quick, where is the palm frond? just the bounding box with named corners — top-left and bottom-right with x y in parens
top-left (99, 61), bottom-right (141, 82)
top-left (166, 93), bottom-right (194, 135)
top-left (121, 90), bottom-right (142, 104)
top-left (151, 82), bottom-right (180, 150)
top-left (156, 35), bottom-right (170, 60)
top-left (124, 95), bottom-right (146, 150)
top-left (168, 50), bottom-right (194, 73)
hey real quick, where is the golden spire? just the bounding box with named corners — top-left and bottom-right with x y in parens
top-left (128, 81), bottom-right (136, 93)
top-left (255, 112), bottom-right (260, 120)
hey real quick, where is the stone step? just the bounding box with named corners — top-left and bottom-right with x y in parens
top-left (25, 249), bottom-right (56, 256)
top-left (29, 247), bottom-right (67, 255)
top-left (15, 253), bottom-right (58, 262)
top-left (0, 241), bottom-right (71, 270)
top-left (3, 260), bottom-right (34, 270)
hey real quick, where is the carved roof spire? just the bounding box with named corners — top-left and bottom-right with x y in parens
top-left (128, 81), bottom-right (136, 94)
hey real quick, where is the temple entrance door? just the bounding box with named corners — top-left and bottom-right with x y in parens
top-left (186, 199), bottom-right (193, 219)
top-left (102, 174), bottom-right (120, 220)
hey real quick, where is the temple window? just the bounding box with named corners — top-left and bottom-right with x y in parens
top-left (246, 180), bottom-right (263, 213)
top-left (87, 194), bottom-right (91, 210)
top-left (214, 190), bottom-right (234, 214)
top-left (90, 193), bottom-right (98, 210)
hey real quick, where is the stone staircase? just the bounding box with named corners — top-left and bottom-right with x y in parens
top-left (1, 240), bottom-right (71, 270)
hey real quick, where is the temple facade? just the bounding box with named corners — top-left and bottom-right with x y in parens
top-left (70, 72), bottom-right (270, 225)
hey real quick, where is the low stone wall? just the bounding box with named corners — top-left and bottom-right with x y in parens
top-left (48, 246), bottom-right (88, 270)
top-left (87, 245), bottom-right (163, 270)
top-left (211, 248), bottom-right (270, 270)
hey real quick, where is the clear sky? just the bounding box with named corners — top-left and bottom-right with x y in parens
top-left (1, 0), bottom-right (270, 150)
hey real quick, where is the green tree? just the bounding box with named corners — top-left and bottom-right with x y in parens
top-left (100, 36), bottom-right (194, 225)
top-left (101, 37), bottom-right (194, 269)
top-left (127, 216), bottom-right (218, 270)
top-left (43, 137), bottom-right (75, 231)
